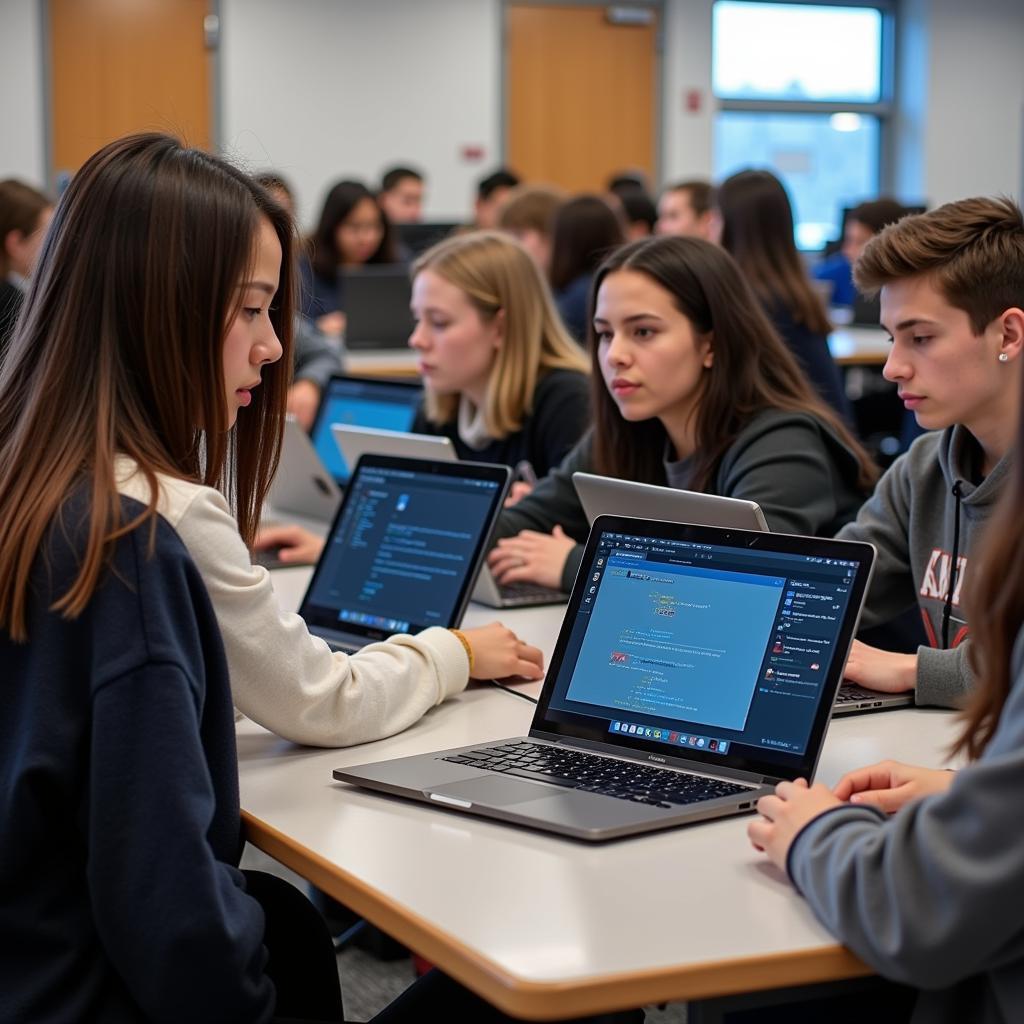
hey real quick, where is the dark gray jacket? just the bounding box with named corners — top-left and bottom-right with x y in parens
top-left (837, 425), bottom-right (1010, 708)
top-left (293, 318), bottom-right (343, 391)
top-left (788, 627), bottom-right (1024, 1024)
top-left (496, 408), bottom-right (869, 592)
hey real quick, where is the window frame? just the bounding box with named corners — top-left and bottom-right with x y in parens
top-left (712, 0), bottom-right (896, 246)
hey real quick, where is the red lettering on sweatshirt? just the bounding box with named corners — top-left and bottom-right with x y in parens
top-left (919, 549), bottom-right (967, 605)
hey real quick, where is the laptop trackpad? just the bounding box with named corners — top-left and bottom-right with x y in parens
top-left (430, 777), bottom-right (557, 807)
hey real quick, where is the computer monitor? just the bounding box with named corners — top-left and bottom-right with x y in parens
top-left (343, 266), bottom-right (415, 350)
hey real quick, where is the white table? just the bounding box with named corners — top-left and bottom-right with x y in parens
top-left (239, 568), bottom-right (957, 1020)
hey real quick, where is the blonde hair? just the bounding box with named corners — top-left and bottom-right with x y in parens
top-left (414, 231), bottom-right (588, 438)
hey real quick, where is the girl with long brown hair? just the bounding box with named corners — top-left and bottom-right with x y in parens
top-left (488, 234), bottom-right (877, 592)
top-left (717, 169), bottom-right (850, 419)
top-left (0, 132), bottom-right (558, 1024)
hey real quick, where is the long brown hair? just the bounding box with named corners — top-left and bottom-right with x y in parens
top-left (589, 235), bottom-right (877, 493)
top-left (0, 133), bottom-right (295, 641)
top-left (718, 169), bottom-right (832, 335)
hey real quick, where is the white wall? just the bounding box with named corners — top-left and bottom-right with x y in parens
top-left (219, 0), bottom-right (501, 227)
top-left (0, 0), bottom-right (46, 184)
top-left (913, 0), bottom-right (1024, 205)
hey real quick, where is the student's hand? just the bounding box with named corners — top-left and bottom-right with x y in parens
top-left (287, 380), bottom-right (321, 432)
top-left (504, 481), bottom-right (535, 507)
top-left (748, 779), bottom-right (842, 871)
top-left (461, 622), bottom-right (545, 681)
top-left (316, 311), bottom-right (346, 337)
top-left (833, 760), bottom-right (953, 814)
top-left (842, 640), bottom-right (917, 693)
top-left (253, 524), bottom-right (325, 565)
top-left (488, 525), bottom-right (575, 590)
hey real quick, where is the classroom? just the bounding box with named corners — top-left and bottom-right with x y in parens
top-left (2, 1), bottom-right (1024, 1022)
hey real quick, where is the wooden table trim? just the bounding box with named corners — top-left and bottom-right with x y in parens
top-left (243, 811), bottom-right (874, 1020)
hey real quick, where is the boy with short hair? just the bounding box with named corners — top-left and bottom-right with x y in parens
top-left (839, 196), bottom-right (1024, 707)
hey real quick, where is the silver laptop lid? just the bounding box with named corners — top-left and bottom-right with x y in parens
top-left (332, 425), bottom-right (456, 477)
top-left (573, 472), bottom-right (769, 531)
top-left (530, 516), bottom-right (875, 785)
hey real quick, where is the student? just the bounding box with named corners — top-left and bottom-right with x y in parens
top-left (548, 195), bottom-right (625, 343)
top-left (253, 171), bottom-right (343, 430)
top-left (254, 170), bottom-right (297, 218)
top-left (0, 178), bottom-right (53, 357)
top-left (717, 169), bottom-right (850, 420)
top-left (834, 197), bottom-right (1024, 708)
top-left (813, 198), bottom-right (908, 307)
top-left (257, 231), bottom-right (592, 564)
top-left (487, 235), bottom-right (877, 593)
top-left (496, 184), bottom-right (564, 275)
top-left (408, 230), bottom-right (590, 475)
top-left (0, 132), bottom-right (620, 1024)
top-left (655, 179), bottom-right (718, 240)
top-left (473, 167), bottom-right (520, 229)
top-left (618, 189), bottom-right (658, 242)
top-left (749, 320), bottom-right (1024, 1024)
top-left (378, 164), bottom-right (426, 224)
top-left (301, 179), bottom-right (396, 334)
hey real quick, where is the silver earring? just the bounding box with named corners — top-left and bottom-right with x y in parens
top-left (999, 353), bottom-right (1009, 362)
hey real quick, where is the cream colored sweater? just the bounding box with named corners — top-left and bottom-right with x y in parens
top-left (116, 457), bottom-right (469, 747)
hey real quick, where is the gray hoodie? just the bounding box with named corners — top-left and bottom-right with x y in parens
top-left (787, 627), bottom-right (1024, 1024)
top-left (837, 425), bottom-right (1011, 708)
top-left (496, 408), bottom-right (869, 592)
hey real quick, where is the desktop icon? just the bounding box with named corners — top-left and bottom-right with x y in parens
top-left (611, 722), bottom-right (620, 732)
top-left (697, 738), bottom-right (706, 748)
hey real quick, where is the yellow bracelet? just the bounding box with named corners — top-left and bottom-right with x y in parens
top-left (449, 628), bottom-right (475, 673)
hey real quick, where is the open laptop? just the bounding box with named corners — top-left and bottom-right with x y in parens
top-left (298, 455), bottom-right (510, 653)
top-left (334, 516), bottom-right (875, 840)
top-left (343, 266), bottom-right (415, 350)
top-left (395, 221), bottom-right (461, 258)
top-left (573, 472), bottom-right (769, 531)
top-left (311, 375), bottom-right (423, 488)
top-left (266, 376), bottom-right (423, 523)
top-left (572, 474), bottom-right (908, 716)
top-left (332, 425), bottom-right (567, 609)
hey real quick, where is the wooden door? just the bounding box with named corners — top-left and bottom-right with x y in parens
top-left (49, 0), bottom-right (213, 179)
top-left (506, 3), bottom-right (659, 193)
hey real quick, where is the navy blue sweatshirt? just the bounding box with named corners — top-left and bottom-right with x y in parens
top-left (0, 494), bottom-right (274, 1023)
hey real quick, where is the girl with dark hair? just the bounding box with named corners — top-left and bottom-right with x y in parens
top-left (548, 194), bottom-right (625, 342)
top-left (749, 339), bottom-right (1024, 1023)
top-left (301, 178), bottom-right (397, 333)
top-left (488, 235), bottom-right (876, 591)
top-left (0, 132), bottom-right (569, 1024)
top-left (717, 169), bottom-right (850, 419)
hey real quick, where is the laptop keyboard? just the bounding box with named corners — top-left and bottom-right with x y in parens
top-left (835, 685), bottom-right (878, 704)
top-left (498, 582), bottom-right (567, 605)
top-left (442, 741), bottom-right (754, 808)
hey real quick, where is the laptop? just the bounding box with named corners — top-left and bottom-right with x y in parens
top-left (311, 375), bottom-right (424, 488)
top-left (266, 377), bottom-right (423, 522)
top-left (298, 455), bottom-right (509, 654)
top-left (343, 266), bottom-right (415, 350)
top-left (395, 221), bottom-right (461, 258)
top-left (573, 472), bottom-right (770, 531)
top-left (331, 424), bottom-right (455, 472)
top-left (332, 425), bottom-right (567, 610)
top-left (334, 516), bottom-right (876, 840)
top-left (573, 474), bottom-right (906, 716)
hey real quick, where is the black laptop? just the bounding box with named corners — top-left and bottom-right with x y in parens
top-left (343, 266), bottom-right (415, 350)
top-left (335, 516), bottom-right (875, 840)
top-left (298, 455), bottom-right (509, 653)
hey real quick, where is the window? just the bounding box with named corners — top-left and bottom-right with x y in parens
top-left (712, 1), bottom-right (891, 249)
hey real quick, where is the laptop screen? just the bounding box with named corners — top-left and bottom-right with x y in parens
top-left (534, 518), bottom-right (874, 782)
top-left (300, 456), bottom-right (509, 645)
top-left (310, 376), bottom-right (422, 485)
